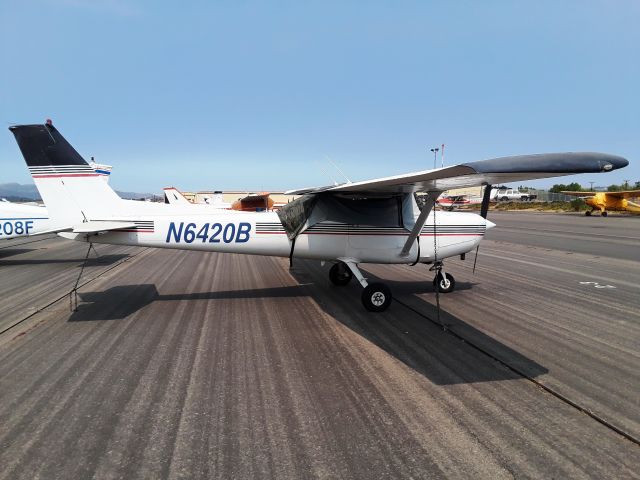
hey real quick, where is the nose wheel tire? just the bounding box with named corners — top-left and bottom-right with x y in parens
top-left (585, 210), bottom-right (592, 216)
top-left (601, 211), bottom-right (608, 217)
top-left (433, 272), bottom-right (455, 293)
top-left (329, 262), bottom-right (353, 286)
top-left (361, 283), bottom-right (392, 312)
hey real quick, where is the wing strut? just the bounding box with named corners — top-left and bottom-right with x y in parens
top-left (399, 193), bottom-right (437, 258)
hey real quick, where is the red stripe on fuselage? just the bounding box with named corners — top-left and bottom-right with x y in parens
top-left (256, 231), bottom-right (483, 236)
top-left (32, 173), bottom-right (101, 178)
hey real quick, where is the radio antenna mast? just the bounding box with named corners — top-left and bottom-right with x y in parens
top-left (315, 161), bottom-right (338, 185)
top-left (326, 156), bottom-right (352, 184)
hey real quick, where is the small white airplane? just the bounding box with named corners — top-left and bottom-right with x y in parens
top-left (0, 160), bottom-right (112, 240)
top-left (164, 186), bottom-right (285, 212)
top-left (8, 121), bottom-right (629, 311)
top-left (163, 187), bottom-right (206, 206)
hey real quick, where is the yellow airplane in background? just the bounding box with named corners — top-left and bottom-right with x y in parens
top-left (562, 190), bottom-right (640, 216)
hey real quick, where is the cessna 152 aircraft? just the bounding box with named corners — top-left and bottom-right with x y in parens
top-left (8, 121), bottom-right (629, 311)
top-left (561, 190), bottom-right (640, 216)
top-left (0, 160), bottom-right (112, 240)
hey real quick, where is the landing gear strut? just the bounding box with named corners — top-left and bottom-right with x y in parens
top-left (430, 262), bottom-right (456, 293)
top-left (334, 260), bottom-right (393, 312)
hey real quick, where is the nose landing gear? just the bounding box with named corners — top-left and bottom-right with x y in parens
top-left (430, 261), bottom-right (456, 293)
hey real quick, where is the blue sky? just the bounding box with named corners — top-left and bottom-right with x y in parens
top-left (1, 0), bottom-right (638, 192)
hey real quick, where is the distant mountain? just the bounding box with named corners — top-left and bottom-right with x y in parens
top-left (0, 182), bottom-right (155, 202)
top-left (0, 183), bottom-right (40, 201)
top-left (116, 191), bottom-right (157, 200)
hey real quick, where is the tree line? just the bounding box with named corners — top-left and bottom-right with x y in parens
top-left (548, 181), bottom-right (640, 193)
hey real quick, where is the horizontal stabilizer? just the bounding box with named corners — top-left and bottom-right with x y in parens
top-left (72, 221), bottom-right (137, 233)
top-left (36, 226), bottom-right (74, 235)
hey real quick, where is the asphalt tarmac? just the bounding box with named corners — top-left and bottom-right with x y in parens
top-left (0, 212), bottom-right (638, 479)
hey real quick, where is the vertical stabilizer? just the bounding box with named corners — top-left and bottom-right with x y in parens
top-left (163, 187), bottom-right (192, 205)
top-left (9, 122), bottom-right (123, 224)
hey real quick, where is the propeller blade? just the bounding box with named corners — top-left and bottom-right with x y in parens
top-left (473, 184), bottom-right (492, 274)
top-left (480, 183), bottom-right (492, 219)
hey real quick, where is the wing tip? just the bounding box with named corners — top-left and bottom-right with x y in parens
top-left (464, 152), bottom-right (629, 174)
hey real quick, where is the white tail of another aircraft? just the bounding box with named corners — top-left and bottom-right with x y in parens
top-left (163, 187), bottom-right (192, 205)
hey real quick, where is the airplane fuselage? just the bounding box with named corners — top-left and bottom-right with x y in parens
top-left (61, 210), bottom-right (489, 264)
top-left (0, 202), bottom-right (52, 240)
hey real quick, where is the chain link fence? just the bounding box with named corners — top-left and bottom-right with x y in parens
top-left (529, 190), bottom-right (575, 202)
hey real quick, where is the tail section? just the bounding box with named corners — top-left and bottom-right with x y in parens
top-left (626, 200), bottom-right (640, 213)
top-left (163, 187), bottom-right (192, 205)
top-left (9, 122), bottom-right (123, 225)
top-left (89, 161), bottom-right (113, 183)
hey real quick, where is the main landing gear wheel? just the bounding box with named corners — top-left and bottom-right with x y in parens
top-left (585, 210), bottom-right (592, 216)
top-left (433, 272), bottom-right (455, 293)
top-left (601, 211), bottom-right (608, 217)
top-left (361, 283), bottom-right (392, 312)
top-left (329, 262), bottom-right (352, 286)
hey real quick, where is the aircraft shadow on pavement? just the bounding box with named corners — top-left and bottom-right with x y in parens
top-left (68, 284), bottom-right (309, 322)
top-left (0, 248), bottom-right (34, 259)
top-left (290, 262), bottom-right (548, 386)
top-left (0, 253), bottom-right (129, 266)
top-left (68, 267), bottom-right (548, 386)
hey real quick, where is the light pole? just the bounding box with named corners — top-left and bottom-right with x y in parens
top-left (589, 181), bottom-right (594, 192)
top-left (430, 147), bottom-right (439, 169)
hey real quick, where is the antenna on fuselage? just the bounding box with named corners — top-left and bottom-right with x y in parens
top-left (325, 156), bottom-right (352, 184)
top-left (315, 161), bottom-right (338, 186)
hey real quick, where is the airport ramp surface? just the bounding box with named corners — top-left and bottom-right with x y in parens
top-left (0, 213), bottom-right (639, 479)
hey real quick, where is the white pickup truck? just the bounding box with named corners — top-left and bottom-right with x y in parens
top-left (490, 186), bottom-right (537, 202)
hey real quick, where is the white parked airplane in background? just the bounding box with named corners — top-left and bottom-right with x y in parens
top-left (164, 186), bottom-right (285, 212)
top-left (0, 160), bottom-right (112, 240)
top-left (163, 187), bottom-right (205, 206)
top-left (8, 122), bottom-right (628, 311)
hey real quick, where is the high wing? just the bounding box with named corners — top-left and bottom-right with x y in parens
top-left (285, 153), bottom-right (628, 195)
top-left (602, 190), bottom-right (640, 199)
top-left (561, 191), bottom-right (596, 197)
top-left (562, 189), bottom-right (640, 199)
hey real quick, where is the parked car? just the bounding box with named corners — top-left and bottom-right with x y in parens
top-left (490, 186), bottom-right (537, 202)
